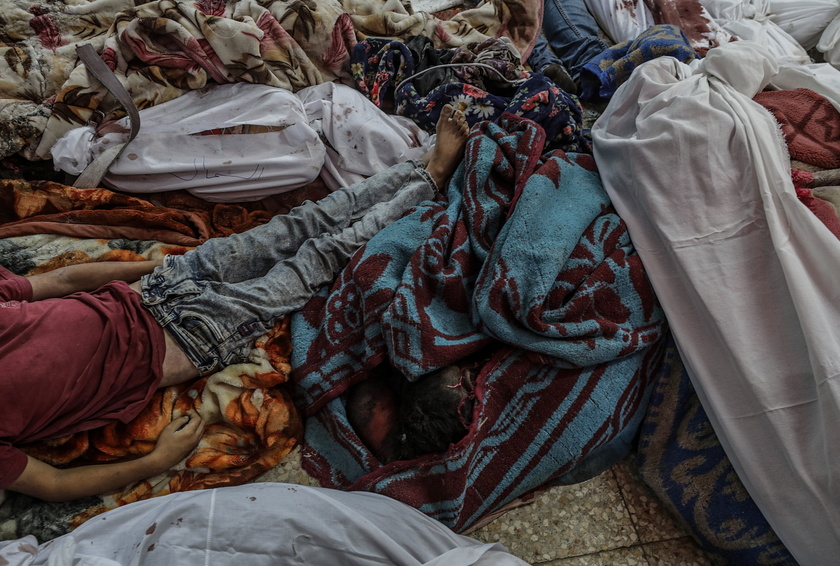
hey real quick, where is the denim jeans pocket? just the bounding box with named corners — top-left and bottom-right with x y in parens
top-left (142, 275), bottom-right (203, 307)
top-left (179, 313), bottom-right (227, 351)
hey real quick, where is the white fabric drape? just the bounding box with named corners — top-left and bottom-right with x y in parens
top-left (296, 82), bottom-right (432, 193)
top-left (591, 41), bottom-right (840, 565)
top-left (771, 62), bottom-right (840, 111)
top-left (0, 483), bottom-right (528, 565)
top-left (697, 0), bottom-right (809, 64)
top-left (52, 82), bottom-right (431, 202)
top-left (767, 0), bottom-right (840, 50)
top-left (52, 83), bottom-right (326, 202)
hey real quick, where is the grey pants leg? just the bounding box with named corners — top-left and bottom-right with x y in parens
top-left (140, 160), bottom-right (437, 374)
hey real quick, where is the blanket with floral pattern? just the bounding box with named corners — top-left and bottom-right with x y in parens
top-left (0, 180), bottom-right (328, 542)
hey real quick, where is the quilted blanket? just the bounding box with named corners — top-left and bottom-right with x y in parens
top-left (0, 180), bottom-right (328, 541)
top-left (0, 0), bottom-right (542, 161)
top-left (291, 114), bottom-right (667, 531)
top-left (0, 177), bottom-right (329, 245)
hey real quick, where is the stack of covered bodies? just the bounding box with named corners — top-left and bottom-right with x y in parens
top-left (0, 0), bottom-right (543, 163)
top-left (593, 40), bottom-right (840, 565)
top-left (0, 0), bottom-right (669, 544)
top-left (2, 0), bottom-right (840, 562)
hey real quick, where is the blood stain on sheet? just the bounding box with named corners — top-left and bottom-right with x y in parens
top-left (620, 0), bottom-right (637, 18)
top-left (147, 544), bottom-right (156, 552)
top-left (146, 523), bottom-right (157, 535)
top-left (127, 153), bottom-right (138, 160)
top-left (649, 0), bottom-right (724, 55)
top-left (249, 496), bottom-right (257, 501)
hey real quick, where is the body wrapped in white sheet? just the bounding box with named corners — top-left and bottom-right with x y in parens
top-left (698, 0), bottom-right (809, 64)
top-left (0, 483), bottom-right (528, 565)
top-left (53, 83), bottom-right (326, 202)
top-left (52, 82), bottom-right (430, 202)
top-left (766, 0), bottom-right (840, 50)
top-left (296, 82), bottom-right (432, 192)
top-left (591, 42), bottom-right (840, 565)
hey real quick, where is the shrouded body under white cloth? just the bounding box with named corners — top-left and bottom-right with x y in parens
top-left (591, 41), bottom-right (840, 565)
top-left (0, 483), bottom-right (529, 565)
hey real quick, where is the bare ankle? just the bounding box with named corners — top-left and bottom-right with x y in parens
top-left (422, 104), bottom-right (470, 191)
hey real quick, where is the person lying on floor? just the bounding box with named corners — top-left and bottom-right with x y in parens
top-left (526, 0), bottom-right (610, 94)
top-left (0, 105), bottom-right (470, 503)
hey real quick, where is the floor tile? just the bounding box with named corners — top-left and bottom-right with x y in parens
top-left (544, 545), bottom-right (649, 565)
top-left (611, 457), bottom-right (687, 544)
top-left (642, 537), bottom-right (717, 566)
top-left (471, 472), bottom-right (637, 564)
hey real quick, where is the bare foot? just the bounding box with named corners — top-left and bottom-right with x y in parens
top-left (422, 104), bottom-right (470, 190)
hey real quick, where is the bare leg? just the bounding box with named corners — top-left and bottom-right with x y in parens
top-left (422, 104), bottom-right (470, 190)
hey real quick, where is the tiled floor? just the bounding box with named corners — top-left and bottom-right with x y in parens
top-left (263, 447), bottom-right (718, 565)
top-left (470, 457), bottom-right (717, 565)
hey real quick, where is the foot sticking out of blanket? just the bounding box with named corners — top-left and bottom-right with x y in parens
top-left (422, 104), bottom-right (470, 191)
top-left (346, 365), bottom-right (475, 464)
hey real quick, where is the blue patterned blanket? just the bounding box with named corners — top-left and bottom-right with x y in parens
top-left (580, 24), bottom-right (697, 100)
top-left (638, 335), bottom-right (797, 564)
top-left (290, 114), bottom-right (666, 531)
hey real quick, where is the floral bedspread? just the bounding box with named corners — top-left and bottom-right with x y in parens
top-left (0, 179), bottom-right (328, 542)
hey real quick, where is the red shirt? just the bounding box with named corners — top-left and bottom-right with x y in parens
top-left (0, 265), bottom-right (165, 488)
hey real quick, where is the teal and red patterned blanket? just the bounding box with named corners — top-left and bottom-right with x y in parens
top-left (291, 114), bottom-right (667, 531)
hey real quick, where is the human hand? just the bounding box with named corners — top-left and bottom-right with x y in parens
top-left (150, 410), bottom-right (205, 469)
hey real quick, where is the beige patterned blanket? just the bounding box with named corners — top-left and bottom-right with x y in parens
top-left (0, 0), bottom-right (541, 161)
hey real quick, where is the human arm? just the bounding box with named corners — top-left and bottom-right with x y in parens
top-left (26, 259), bottom-right (163, 301)
top-left (6, 411), bottom-right (204, 502)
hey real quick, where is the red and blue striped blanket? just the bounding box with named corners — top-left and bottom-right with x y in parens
top-left (291, 114), bottom-right (667, 531)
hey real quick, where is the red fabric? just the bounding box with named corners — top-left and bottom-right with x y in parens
top-left (791, 168), bottom-right (814, 188)
top-left (791, 170), bottom-right (840, 240)
top-left (753, 88), bottom-right (840, 169)
top-left (0, 266), bottom-right (165, 488)
top-left (795, 187), bottom-right (840, 240)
